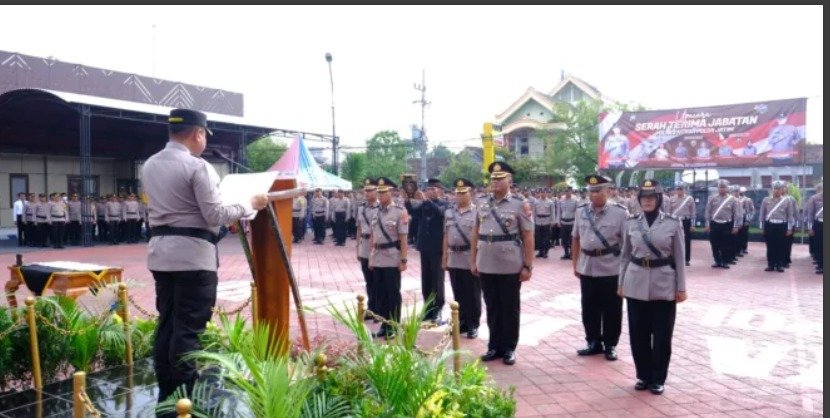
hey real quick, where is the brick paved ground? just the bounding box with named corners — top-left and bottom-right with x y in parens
top-left (1, 236), bottom-right (822, 417)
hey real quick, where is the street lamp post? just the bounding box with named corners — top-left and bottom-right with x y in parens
top-left (325, 52), bottom-right (338, 175)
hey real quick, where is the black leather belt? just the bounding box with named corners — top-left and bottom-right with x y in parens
top-left (537, 215), bottom-right (550, 218)
top-left (478, 234), bottom-right (518, 243)
top-left (150, 226), bottom-right (220, 245)
top-left (450, 244), bottom-right (471, 252)
top-left (581, 244), bottom-right (620, 257)
top-left (374, 241), bottom-right (400, 250)
top-left (37, 216), bottom-right (47, 219)
top-left (127, 212), bottom-right (137, 215)
top-left (361, 233), bottom-right (371, 239)
top-left (631, 256), bottom-right (674, 268)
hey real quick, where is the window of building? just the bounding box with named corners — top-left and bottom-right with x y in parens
top-left (9, 174), bottom-right (28, 208)
top-left (67, 175), bottom-right (100, 197)
top-left (520, 138), bottom-right (529, 156)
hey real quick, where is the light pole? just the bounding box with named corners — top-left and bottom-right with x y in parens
top-left (325, 52), bottom-right (338, 175)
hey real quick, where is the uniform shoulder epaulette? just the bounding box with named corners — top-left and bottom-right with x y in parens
top-left (577, 202), bottom-right (587, 208)
top-left (512, 195), bottom-right (525, 202)
top-left (663, 212), bottom-right (678, 221)
top-left (627, 212), bottom-right (640, 220)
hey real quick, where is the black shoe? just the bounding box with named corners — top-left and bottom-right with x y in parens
top-left (480, 349), bottom-right (503, 362)
top-left (577, 342), bottom-right (603, 356)
top-left (765, 267), bottom-right (775, 272)
top-left (503, 350), bottom-right (516, 365)
top-left (649, 384), bottom-right (664, 395)
top-left (784, 263), bottom-right (791, 268)
top-left (712, 263), bottom-right (721, 268)
top-left (720, 264), bottom-right (730, 269)
top-left (634, 379), bottom-right (649, 391)
top-left (728, 260), bottom-right (737, 265)
top-left (604, 346), bottom-right (618, 361)
top-left (685, 261), bottom-right (690, 266)
top-left (535, 252), bottom-right (543, 258)
top-left (561, 255), bottom-right (570, 260)
top-left (737, 253), bottom-right (744, 258)
top-left (466, 328), bottom-right (478, 339)
top-left (775, 267), bottom-right (785, 272)
top-left (816, 269), bottom-right (823, 275)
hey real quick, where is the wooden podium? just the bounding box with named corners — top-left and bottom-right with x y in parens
top-left (249, 178), bottom-right (296, 352)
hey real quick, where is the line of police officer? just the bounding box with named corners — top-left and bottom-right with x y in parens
top-left (14, 192), bottom-right (145, 248)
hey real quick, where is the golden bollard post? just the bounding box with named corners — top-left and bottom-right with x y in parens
top-left (356, 295), bottom-right (366, 323)
top-left (314, 353), bottom-right (328, 382)
top-left (176, 398), bottom-right (193, 418)
top-left (250, 281), bottom-right (259, 325)
top-left (72, 371), bottom-right (86, 418)
top-left (356, 295), bottom-right (366, 354)
top-left (25, 296), bottom-right (42, 390)
top-left (118, 283), bottom-right (134, 367)
top-left (450, 301), bottom-right (461, 374)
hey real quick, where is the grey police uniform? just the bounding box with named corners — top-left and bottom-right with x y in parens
top-left (369, 202), bottom-right (408, 334)
top-left (474, 193), bottom-right (533, 353)
top-left (670, 194), bottom-right (696, 263)
top-left (24, 200), bottom-right (36, 246)
top-left (784, 194), bottom-right (797, 265)
top-left (105, 200), bottom-right (122, 244)
top-left (534, 198), bottom-right (555, 257)
top-left (572, 201), bottom-right (628, 350)
top-left (122, 200), bottom-right (142, 243)
top-left (68, 200), bottom-right (82, 245)
top-left (357, 200), bottom-right (380, 313)
top-left (311, 196), bottom-right (329, 243)
top-left (330, 196), bottom-right (350, 245)
top-left (292, 196), bottom-right (307, 243)
top-left (758, 195), bottom-right (794, 270)
top-left (619, 212), bottom-right (686, 386)
top-left (806, 192), bottom-right (823, 271)
top-left (81, 200), bottom-right (97, 243)
top-left (704, 193), bottom-right (742, 266)
top-left (445, 204), bottom-right (481, 332)
top-left (739, 195), bottom-right (755, 253)
top-left (48, 200), bottom-right (68, 248)
top-left (142, 139), bottom-right (253, 402)
top-left (559, 196), bottom-right (578, 258)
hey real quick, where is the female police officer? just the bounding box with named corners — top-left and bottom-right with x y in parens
top-left (618, 179), bottom-right (687, 395)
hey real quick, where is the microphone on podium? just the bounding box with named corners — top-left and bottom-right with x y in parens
top-left (211, 149), bottom-right (253, 173)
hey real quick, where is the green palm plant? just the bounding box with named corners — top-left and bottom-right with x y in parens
top-left (41, 296), bottom-right (122, 373)
top-left (161, 318), bottom-right (317, 418)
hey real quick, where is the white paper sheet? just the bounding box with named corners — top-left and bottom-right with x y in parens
top-left (218, 172), bottom-right (281, 220)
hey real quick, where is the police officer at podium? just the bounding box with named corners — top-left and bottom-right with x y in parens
top-left (142, 108), bottom-right (269, 404)
top-left (572, 174), bottom-right (628, 361)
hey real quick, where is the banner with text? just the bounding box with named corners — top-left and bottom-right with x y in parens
top-left (597, 98), bottom-right (807, 169)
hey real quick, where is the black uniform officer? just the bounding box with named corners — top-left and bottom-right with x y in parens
top-left (411, 178), bottom-right (449, 324)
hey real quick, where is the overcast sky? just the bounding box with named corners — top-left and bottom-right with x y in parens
top-left (1, 6), bottom-right (823, 152)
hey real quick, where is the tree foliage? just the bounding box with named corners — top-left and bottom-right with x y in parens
top-left (246, 136), bottom-right (287, 172)
top-left (429, 144), bottom-right (453, 160)
top-left (439, 153), bottom-right (486, 187)
top-left (363, 130), bottom-right (413, 181)
top-left (341, 152), bottom-right (368, 189)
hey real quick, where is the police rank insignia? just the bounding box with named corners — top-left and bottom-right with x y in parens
top-left (589, 177), bottom-right (598, 185)
top-left (457, 180), bottom-right (464, 187)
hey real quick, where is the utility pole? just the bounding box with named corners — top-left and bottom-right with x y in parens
top-left (413, 69), bottom-right (430, 183)
top-left (325, 52), bottom-right (338, 175)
